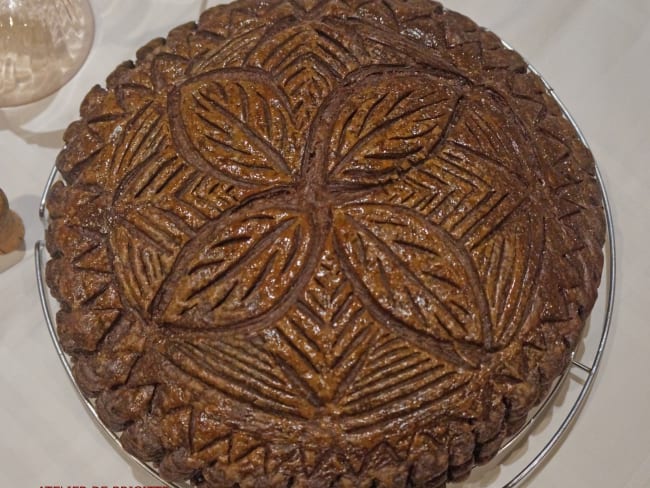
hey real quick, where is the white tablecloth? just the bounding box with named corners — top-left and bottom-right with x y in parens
top-left (1, 1), bottom-right (648, 486)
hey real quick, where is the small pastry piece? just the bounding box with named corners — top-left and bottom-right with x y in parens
top-left (0, 189), bottom-right (24, 254)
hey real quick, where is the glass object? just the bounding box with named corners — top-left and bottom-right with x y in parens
top-left (0, 0), bottom-right (94, 107)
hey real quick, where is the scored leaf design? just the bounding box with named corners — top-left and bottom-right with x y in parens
top-left (266, 293), bottom-right (377, 406)
top-left (320, 71), bottom-right (460, 186)
top-left (110, 215), bottom-right (190, 314)
top-left (339, 330), bottom-right (463, 423)
top-left (106, 102), bottom-right (169, 191)
top-left (164, 334), bottom-right (316, 419)
top-left (154, 205), bottom-right (314, 329)
top-left (333, 204), bottom-right (491, 356)
top-left (245, 21), bottom-right (369, 129)
top-left (472, 211), bottom-right (542, 349)
top-left (171, 69), bottom-right (301, 187)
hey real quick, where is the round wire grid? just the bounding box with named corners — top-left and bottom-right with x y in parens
top-left (34, 53), bottom-right (615, 487)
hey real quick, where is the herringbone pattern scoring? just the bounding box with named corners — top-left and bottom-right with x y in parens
top-left (45, 0), bottom-right (605, 486)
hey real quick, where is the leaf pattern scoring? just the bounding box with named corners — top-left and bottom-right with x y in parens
top-left (321, 70), bottom-right (460, 187)
top-left (171, 69), bottom-right (301, 187)
top-left (154, 204), bottom-right (313, 329)
top-left (333, 204), bottom-right (490, 349)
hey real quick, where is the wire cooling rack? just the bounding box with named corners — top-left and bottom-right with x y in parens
top-left (34, 53), bottom-right (616, 488)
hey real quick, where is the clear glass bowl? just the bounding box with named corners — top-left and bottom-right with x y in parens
top-left (0, 0), bottom-right (94, 107)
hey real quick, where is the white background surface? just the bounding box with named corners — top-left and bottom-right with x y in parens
top-left (0, 0), bottom-right (648, 487)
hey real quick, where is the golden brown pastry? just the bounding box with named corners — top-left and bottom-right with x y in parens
top-left (0, 188), bottom-right (24, 254)
top-left (45, 0), bottom-right (605, 486)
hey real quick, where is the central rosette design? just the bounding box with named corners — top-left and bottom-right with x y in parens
top-left (149, 65), bottom-right (495, 368)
